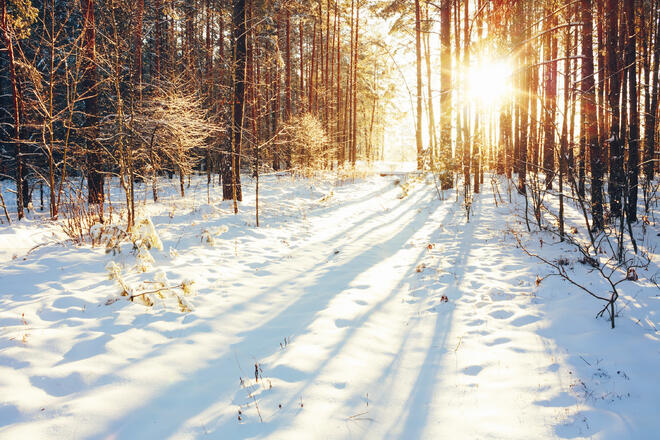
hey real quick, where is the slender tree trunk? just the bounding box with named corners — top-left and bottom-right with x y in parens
top-left (309, 19), bottom-right (316, 113)
top-left (596, 0), bottom-right (605, 149)
top-left (583, 0), bottom-right (604, 230)
top-left (559, 15), bottom-right (572, 241)
top-left (606, 0), bottom-right (623, 218)
top-left (229, 0), bottom-right (246, 207)
top-left (414, 0), bottom-right (423, 170)
top-left (134, 0), bottom-right (144, 102)
top-left (285, 9), bottom-right (292, 121)
top-left (644, 5), bottom-right (659, 181)
top-left (285, 9), bottom-right (292, 168)
top-left (543, 9), bottom-right (557, 189)
top-left (325, 0), bottom-right (331, 130)
top-left (440, 0), bottom-right (452, 188)
top-left (517, 2), bottom-right (529, 194)
top-left (351, 1), bottom-right (359, 165)
top-left (625, 0), bottom-right (638, 221)
top-left (462, 0), bottom-right (471, 188)
top-left (299, 18), bottom-right (304, 111)
top-left (1, 0), bottom-right (24, 220)
top-left (80, 0), bottom-right (103, 214)
top-left (423, 4), bottom-right (436, 160)
top-left (336, 2), bottom-right (342, 164)
top-left (155, 0), bottom-right (162, 78)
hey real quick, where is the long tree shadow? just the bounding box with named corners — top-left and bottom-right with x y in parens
top-left (389, 193), bottom-right (484, 439)
top-left (91, 185), bottom-right (448, 439)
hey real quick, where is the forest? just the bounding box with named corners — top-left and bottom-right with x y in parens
top-left (1, 0), bottom-right (660, 438)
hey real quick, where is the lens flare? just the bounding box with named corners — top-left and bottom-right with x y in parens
top-left (466, 60), bottom-right (513, 106)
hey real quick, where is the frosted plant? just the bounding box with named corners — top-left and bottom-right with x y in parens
top-left (177, 295), bottom-right (192, 313)
top-left (169, 247), bottom-right (179, 258)
top-left (201, 229), bottom-right (215, 246)
top-left (317, 191), bottom-right (334, 204)
top-left (201, 225), bottom-right (229, 247)
top-left (136, 246), bottom-right (155, 272)
top-left (105, 261), bottom-right (133, 297)
top-left (105, 261), bottom-right (122, 280)
top-left (132, 218), bottom-right (163, 251)
top-left (154, 270), bottom-right (168, 286)
top-left (90, 223), bottom-right (104, 243)
top-left (181, 279), bottom-right (196, 295)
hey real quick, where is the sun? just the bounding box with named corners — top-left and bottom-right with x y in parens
top-left (466, 59), bottom-right (513, 106)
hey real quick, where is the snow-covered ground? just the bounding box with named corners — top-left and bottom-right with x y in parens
top-left (0, 170), bottom-right (659, 439)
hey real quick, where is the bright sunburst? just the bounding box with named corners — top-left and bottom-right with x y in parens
top-left (466, 60), bottom-right (513, 106)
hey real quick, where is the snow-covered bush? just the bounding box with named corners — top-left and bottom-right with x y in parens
top-left (201, 225), bottom-right (229, 247)
top-left (132, 218), bottom-right (163, 251)
top-left (105, 261), bottom-right (133, 297)
top-left (278, 113), bottom-right (330, 173)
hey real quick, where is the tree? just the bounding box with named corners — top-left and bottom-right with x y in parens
top-left (542, 5), bottom-right (557, 190)
top-left (80, 0), bottom-right (103, 213)
top-left (230, 0), bottom-right (247, 211)
top-left (1, 0), bottom-right (36, 220)
top-left (414, 0), bottom-right (423, 170)
top-left (624, 0), bottom-right (638, 222)
top-left (439, 0), bottom-right (452, 189)
top-left (606, 0), bottom-right (623, 218)
top-left (643, 4), bottom-right (659, 183)
top-left (582, 0), bottom-right (604, 230)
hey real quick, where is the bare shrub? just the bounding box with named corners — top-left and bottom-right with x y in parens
top-left (278, 113), bottom-right (329, 173)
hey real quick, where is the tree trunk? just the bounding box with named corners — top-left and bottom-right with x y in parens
top-left (624, 0), bottom-right (638, 222)
top-left (414, 0), bottom-right (423, 170)
top-left (517, 2), bottom-right (529, 195)
top-left (80, 0), bottom-right (103, 214)
top-left (423, 5), bottom-right (436, 160)
top-left (351, 1), bottom-right (359, 165)
top-left (543, 9), bottom-right (557, 189)
top-left (133, 0), bottom-right (144, 102)
top-left (582, 0), bottom-right (604, 230)
top-left (440, 0), bottom-right (452, 188)
top-left (606, 0), bottom-right (623, 218)
top-left (1, 0), bottom-right (24, 220)
top-left (644, 5), bottom-right (659, 181)
top-left (229, 0), bottom-right (246, 208)
top-left (155, 0), bottom-right (162, 78)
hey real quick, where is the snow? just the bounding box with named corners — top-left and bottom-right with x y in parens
top-left (0, 170), bottom-right (659, 439)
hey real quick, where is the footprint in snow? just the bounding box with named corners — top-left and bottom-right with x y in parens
top-left (485, 337), bottom-right (511, 346)
top-left (463, 365), bottom-right (484, 376)
top-left (546, 363), bottom-right (560, 372)
top-left (487, 291), bottom-right (515, 302)
top-left (466, 319), bottom-right (486, 327)
top-left (30, 372), bottom-right (85, 397)
top-left (510, 315), bottom-right (541, 327)
top-left (489, 310), bottom-right (514, 320)
top-left (335, 319), bottom-right (352, 328)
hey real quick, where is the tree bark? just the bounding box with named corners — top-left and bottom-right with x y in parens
top-left (80, 0), bottom-right (103, 213)
top-left (624, 0), bottom-right (638, 222)
top-left (1, 0), bottom-right (24, 220)
top-left (582, 0), bottom-right (604, 230)
top-left (543, 8), bottom-right (557, 189)
top-left (133, 0), bottom-right (144, 102)
top-left (439, 0), bottom-right (452, 188)
top-left (606, 0), bottom-right (623, 218)
top-left (228, 0), bottom-right (246, 207)
top-left (644, 5), bottom-right (660, 181)
top-left (414, 0), bottom-right (423, 170)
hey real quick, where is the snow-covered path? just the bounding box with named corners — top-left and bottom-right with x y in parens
top-left (1, 174), bottom-right (657, 439)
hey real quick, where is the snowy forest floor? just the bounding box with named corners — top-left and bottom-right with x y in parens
top-left (0, 169), bottom-right (659, 439)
